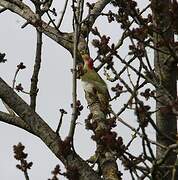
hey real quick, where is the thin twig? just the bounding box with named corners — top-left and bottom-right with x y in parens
top-left (46, 11), bottom-right (61, 33)
top-left (24, 171), bottom-right (30, 180)
top-left (56, 109), bottom-right (67, 135)
top-left (95, 30), bottom-right (128, 72)
top-left (117, 71), bottom-right (176, 144)
top-left (30, 29), bottom-right (42, 110)
top-left (2, 63), bottom-right (22, 115)
top-left (68, 0), bottom-right (81, 140)
top-left (57, 0), bottom-right (69, 28)
top-left (141, 125), bottom-right (155, 160)
top-left (110, 109), bottom-right (166, 149)
top-left (30, 6), bottom-right (43, 110)
top-left (126, 127), bottom-right (140, 149)
top-left (12, 68), bottom-right (20, 89)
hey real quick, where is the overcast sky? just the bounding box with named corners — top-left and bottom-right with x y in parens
top-left (0, 1), bottom-right (151, 179)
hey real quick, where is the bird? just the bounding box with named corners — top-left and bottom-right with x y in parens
top-left (80, 53), bottom-right (110, 114)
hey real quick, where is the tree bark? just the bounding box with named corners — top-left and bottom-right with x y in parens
top-left (84, 89), bottom-right (121, 180)
top-left (0, 77), bottom-right (101, 180)
top-left (152, 0), bottom-right (177, 179)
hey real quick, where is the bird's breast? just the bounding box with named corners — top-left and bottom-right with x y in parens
top-left (81, 81), bottom-right (95, 94)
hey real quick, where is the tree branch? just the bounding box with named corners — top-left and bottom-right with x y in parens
top-left (0, 111), bottom-right (34, 135)
top-left (57, 0), bottom-right (69, 28)
top-left (81, 0), bottom-right (112, 37)
top-left (68, 0), bottom-right (80, 141)
top-left (0, 0), bottom-right (73, 53)
top-left (30, 5), bottom-right (43, 110)
top-left (0, 77), bottom-right (101, 180)
top-left (30, 30), bottom-right (42, 110)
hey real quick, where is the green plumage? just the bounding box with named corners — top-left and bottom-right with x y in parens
top-left (81, 68), bottom-right (109, 97)
top-left (81, 55), bottom-right (110, 113)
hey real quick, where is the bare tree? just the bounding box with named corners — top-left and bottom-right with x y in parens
top-left (0, 0), bottom-right (178, 179)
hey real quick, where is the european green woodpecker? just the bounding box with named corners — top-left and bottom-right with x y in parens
top-left (80, 54), bottom-right (110, 113)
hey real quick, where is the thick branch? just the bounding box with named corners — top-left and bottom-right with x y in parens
top-left (0, 0), bottom-right (112, 58)
top-left (0, 111), bottom-right (34, 135)
top-left (0, 77), bottom-right (101, 180)
top-left (0, 0), bottom-right (73, 52)
top-left (85, 91), bottom-right (121, 180)
top-left (81, 0), bottom-right (112, 37)
top-left (152, 0), bottom-right (177, 179)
